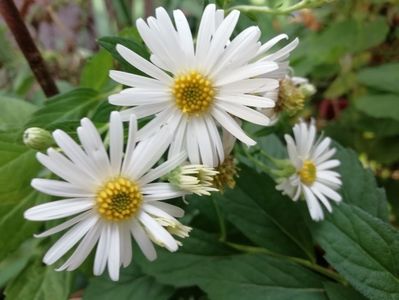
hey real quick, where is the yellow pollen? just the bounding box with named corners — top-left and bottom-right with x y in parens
top-left (299, 160), bottom-right (317, 185)
top-left (96, 177), bottom-right (142, 221)
top-left (171, 70), bottom-right (215, 116)
top-left (213, 156), bottom-right (239, 192)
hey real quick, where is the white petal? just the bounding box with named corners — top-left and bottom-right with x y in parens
top-left (220, 78), bottom-right (279, 94)
top-left (149, 201), bottom-right (185, 218)
top-left (43, 214), bottom-right (98, 265)
top-left (217, 94), bottom-right (275, 108)
top-left (256, 34), bottom-right (288, 57)
top-left (311, 186), bottom-right (333, 213)
top-left (109, 91), bottom-right (169, 106)
top-left (109, 70), bottom-right (164, 88)
top-left (313, 182), bottom-right (342, 203)
top-left (94, 223), bottom-right (110, 276)
top-left (211, 107), bottom-right (256, 146)
top-left (130, 219), bottom-right (157, 261)
top-left (25, 198), bottom-right (93, 221)
top-left (216, 101), bottom-right (270, 126)
top-left (120, 223), bottom-right (132, 267)
top-left (31, 179), bottom-right (94, 198)
top-left (196, 4), bottom-right (216, 62)
top-left (107, 223), bottom-right (120, 281)
top-left (56, 222), bottom-right (101, 271)
top-left (262, 38), bottom-right (299, 62)
top-left (109, 112), bottom-right (124, 174)
top-left (138, 211), bottom-right (178, 252)
top-left (121, 114), bottom-right (137, 174)
top-left (173, 9), bottom-right (194, 65)
top-left (138, 151), bottom-right (187, 186)
top-left (119, 103), bottom-right (171, 121)
top-left (116, 44), bottom-right (172, 83)
top-left (303, 185), bottom-right (324, 221)
top-left (168, 116), bottom-right (188, 160)
top-left (186, 120), bottom-right (201, 164)
top-left (34, 210), bottom-right (94, 238)
top-left (204, 115), bottom-right (224, 164)
top-left (215, 61), bottom-right (278, 86)
top-left (193, 117), bottom-right (215, 167)
top-left (318, 159), bottom-right (340, 170)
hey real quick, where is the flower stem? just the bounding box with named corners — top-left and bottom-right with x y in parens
top-left (212, 198), bottom-right (226, 242)
top-left (226, 242), bottom-right (347, 285)
top-left (228, 0), bottom-right (331, 14)
top-left (0, 0), bottom-right (59, 97)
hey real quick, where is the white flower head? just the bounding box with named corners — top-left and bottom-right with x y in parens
top-left (276, 120), bottom-right (342, 221)
top-left (108, 4), bottom-right (298, 167)
top-left (24, 111), bottom-right (192, 281)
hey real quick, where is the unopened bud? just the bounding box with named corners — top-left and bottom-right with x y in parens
top-left (23, 127), bottom-right (54, 151)
top-left (167, 165), bottom-right (218, 196)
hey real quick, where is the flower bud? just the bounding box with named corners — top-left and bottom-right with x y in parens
top-left (23, 127), bottom-right (54, 151)
top-left (167, 164), bottom-right (219, 196)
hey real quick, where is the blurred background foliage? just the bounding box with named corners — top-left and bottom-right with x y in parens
top-left (0, 0), bottom-right (399, 299)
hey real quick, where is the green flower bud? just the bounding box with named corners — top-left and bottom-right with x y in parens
top-left (23, 127), bottom-right (54, 151)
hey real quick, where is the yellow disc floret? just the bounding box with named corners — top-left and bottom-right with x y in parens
top-left (172, 70), bottom-right (215, 116)
top-left (96, 177), bottom-right (142, 221)
top-left (299, 160), bottom-right (317, 186)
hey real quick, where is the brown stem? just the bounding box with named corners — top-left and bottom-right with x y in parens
top-left (144, 0), bottom-right (153, 17)
top-left (0, 0), bottom-right (59, 97)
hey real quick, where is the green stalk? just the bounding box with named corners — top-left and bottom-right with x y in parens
top-left (226, 242), bottom-right (347, 285)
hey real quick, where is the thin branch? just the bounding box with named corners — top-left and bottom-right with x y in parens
top-left (0, 0), bottom-right (59, 97)
top-left (144, 0), bottom-right (153, 17)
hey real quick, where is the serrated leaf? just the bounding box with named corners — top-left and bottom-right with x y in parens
top-left (137, 231), bottom-right (327, 300)
top-left (334, 144), bottom-right (389, 221)
top-left (26, 88), bottom-right (105, 130)
top-left (4, 258), bottom-right (71, 300)
top-left (98, 36), bottom-right (149, 75)
top-left (323, 282), bottom-right (367, 300)
top-left (84, 265), bottom-right (174, 300)
top-left (357, 63), bottom-right (399, 94)
top-left (355, 94), bottom-right (399, 121)
top-left (216, 165), bottom-right (315, 260)
top-left (312, 203), bottom-right (399, 300)
top-left (80, 49), bottom-right (113, 91)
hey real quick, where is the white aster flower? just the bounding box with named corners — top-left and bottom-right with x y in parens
top-left (276, 120), bottom-right (342, 221)
top-left (24, 111), bottom-right (191, 281)
top-left (108, 4), bottom-right (298, 167)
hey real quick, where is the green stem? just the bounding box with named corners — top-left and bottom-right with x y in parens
top-left (228, 0), bottom-right (330, 14)
top-left (226, 242), bottom-right (347, 285)
top-left (212, 198), bottom-right (227, 242)
top-left (242, 145), bottom-right (272, 174)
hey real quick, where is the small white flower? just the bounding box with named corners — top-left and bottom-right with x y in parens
top-left (108, 4), bottom-right (297, 167)
top-left (276, 120), bottom-right (342, 221)
top-left (24, 111), bottom-right (191, 281)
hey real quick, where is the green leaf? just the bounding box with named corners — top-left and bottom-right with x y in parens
top-left (84, 265), bottom-right (174, 300)
top-left (98, 36), bottom-right (149, 75)
top-left (138, 231), bottom-right (327, 300)
top-left (80, 49), bottom-right (113, 91)
top-left (357, 63), bottom-right (399, 94)
top-left (312, 203), bottom-right (399, 300)
top-left (26, 88), bottom-right (105, 130)
top-left (323, 282), bottom-right (367, 300)
top-left (216, 165), bottom-right (315, 260)
top-left (0, 96), bottom-right (37, 131)
top-left (355, 94), bottom-right (399, 121)
top-left (334, 145), bottom-right (389, 221)
top-left (4, 257), bottom-right (71, 300)
top-left (0, 239), bottom-right (39, 288)
top-left (0, 134), bottom-right (45, 261)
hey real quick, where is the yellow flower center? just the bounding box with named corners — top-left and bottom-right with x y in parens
top-left (171, 70), bottom-right (215, 116)
top-left (96, 177), bottom-right (142, 221)
top-left (298, 160), bottom-right (317, 185)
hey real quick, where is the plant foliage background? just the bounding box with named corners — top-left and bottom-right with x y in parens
top-left (1, 0), bottom-right (399, 299)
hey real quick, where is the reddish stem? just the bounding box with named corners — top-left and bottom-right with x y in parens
top-left (0, 0), bottom-right (59, 97)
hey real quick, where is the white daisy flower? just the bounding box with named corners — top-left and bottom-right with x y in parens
top-left (108, 4), bottom-right (298, 167)
top-left (276, 120), bottom-right (342, 221)
top-left (24, 111), bottom-right (191, 281)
